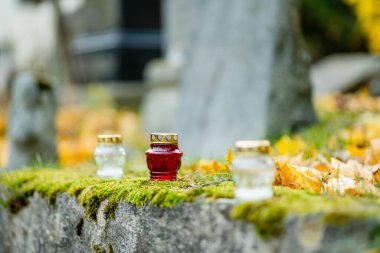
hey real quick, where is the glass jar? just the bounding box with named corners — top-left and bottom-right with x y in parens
top-left (145, 133), bottom-right (183, 181)
top-left (231, 140), bottom-right (275, 201)
top-left (94, 134), bottom-right (126, 179)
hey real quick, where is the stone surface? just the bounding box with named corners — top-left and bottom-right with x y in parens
top-left (0, 193), bottom-right (379, 253)
top-left (141, 0), bottom-right (206, 133)
top-left (163, 0), bottom-right (205, 66)
top-left (178, 0), bottom-right (316, 158)
top-left (7, 72), bottom-right (58, 170)
top-left (0, 55), bottom-right (15, 101)
top-left (369, 75), bottom-right (380, 96)
top-left (141, 86), bottom-right (179, 133)
top-left (311, 53), bottom-right (380, 96)
top-left (141, 59), bottom-right (181, 132)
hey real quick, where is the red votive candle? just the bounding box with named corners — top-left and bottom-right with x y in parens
top-left (145, 133), bottom-right (183, 181)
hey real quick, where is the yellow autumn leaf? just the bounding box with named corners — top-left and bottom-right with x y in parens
top-left (225, 148), bottom-right (234, 163)
top-left (274, 162), bottom-right (322, 193)
top-left (313, 163), bottom-right (331, 173)
top-left (275, 135), bottom-right (305, 155)
top-left (346, 144), bottom-right (366, 157)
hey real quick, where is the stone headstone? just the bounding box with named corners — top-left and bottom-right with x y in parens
top-left (141, 0), bottom-right (200, 133)
top-left (178, 0), bottom-right (316, 158)
top-left (163, 0), bottom-right (205, 67)
top-left (369, 75), bottom-right (380, 96)
top-left (141, 59), bottom-right (181, 133)
top-left (7, 72), bottom-right (58, 170)
top-left (311, 53), bottom-right (380, 96)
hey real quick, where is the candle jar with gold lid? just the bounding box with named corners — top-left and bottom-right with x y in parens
top-left (94, 134), bottom-right (126, 179)
top-left (231, 140), bottom-right (275, 201)
top-left (145, 133), bottom-right (183, 181)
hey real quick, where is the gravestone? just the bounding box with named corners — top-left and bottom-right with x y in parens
top-left (141, 0), bottom-right (205, 132)
top-left (178, 0), bottom-right (316, 158)
top-left (311, 53), bottom-right (380, 96)
top-left (7, 72), bottom-right (58, 170)
top-left (141, 59), bottom-right (181, 133)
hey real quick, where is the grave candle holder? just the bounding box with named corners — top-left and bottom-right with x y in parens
top-left (94, 134), bottom-right (126, 179)
top-left (231, 140), bottom-right (275, 201)
top-left (145, 133), bottom-right (183, 181)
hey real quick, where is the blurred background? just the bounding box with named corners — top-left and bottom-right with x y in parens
top-left (0, 0), bottom-right (380, 167)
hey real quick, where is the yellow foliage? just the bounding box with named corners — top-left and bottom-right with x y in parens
top-left (199, 160), bottom-right (230, 175)
top-left (1, 90), bottom-right (380, 199)
top-left (344, 0), bottom-right (380, 52)
top-left (274, 162), bottom-right (322, 193)
top-left (346, 144), bottom-right (366, 157)
top-left (275, 135), bottom-right (305, 155)
top-left (225, 148), bottom-right (235, 163)
top-left (313, 163), bottom-right (331, 173)
top-left (0, 137), bottom-right (7, 167)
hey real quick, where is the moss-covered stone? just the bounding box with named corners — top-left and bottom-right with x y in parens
top-left (2, 168), bottom-right (380, 240)
top-left (232, 187), bottom-right (380, 239)
top-left (108, 244), bottom-right (115, 253)
top-left (104, 202), bottom-right (118, 220)
top-left (92, 244), bottom-right (106, 253)
top-left (370, 225), bottom-right (380, 248)
top-left (231, 200), bottom-right (286, 239)
top-left (91, 244), bottom-right (115, 253)
top-left (0, 168), bottom-right (234, 220)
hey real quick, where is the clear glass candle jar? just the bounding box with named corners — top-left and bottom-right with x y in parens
top-left (145, 133), bottom-right (183, 181)
top-left (94, 134), bottom-right (126, 179)
top-left (231, 140), bottom-right (275, 201)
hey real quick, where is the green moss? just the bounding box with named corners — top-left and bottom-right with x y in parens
top-left (231, 201), bottom-right (286, 239)
top-left (2, 168), bottom-right (380, 240)
top-left (92, 244), bottom-right (114, 253)
top-left (91, 244), bottom-right (115, 253)
top-left (0, 168), bottom-right (234, 220)
top-left (104, 202), bottom-right (118, 220)
top-left (92, 244), bottom-right (106, 253)
top-left (108, 244), bottom-right (115, 253)
top-left (323, 212), bottom-right (352, 226)
top-left (231, 187), bottom-right (380, 239)
top-left (370, 225), bottom-right (380, 248)
top-left (299, 112), bottom-right (358, 150)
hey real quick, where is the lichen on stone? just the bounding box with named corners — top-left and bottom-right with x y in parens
top-left (92, 244), bottom-right (105, 253)
top-left (103, 202), bottom-right (118, 220)
top-left (92, 243), bottom-right (115, 253)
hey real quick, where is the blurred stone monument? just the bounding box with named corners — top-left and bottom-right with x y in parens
top-left (0, 54), bottom-right (15, 103)
top-left (178, 0), bottom-right (316, 158)
top-left (141, 0), bottom-right (202, 132)
top-left (311, 53), bottom-right (380, 96)
top-left (7, 72), bottom-right (58, 170)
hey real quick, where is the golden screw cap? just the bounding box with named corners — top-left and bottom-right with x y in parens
top-left (235, 140), bottom-right (271, 154)
top-left (97, 134), bottom-right (123, 144)
top-left (150, 133), bottom-right (178, 144)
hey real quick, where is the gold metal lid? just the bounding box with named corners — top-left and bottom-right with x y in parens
top-left (235, 140), bottom-right (271, 154)
top-left (97, 134), bottom-right (123, 144)
top-left (150, 133), bottom-right (178, 144)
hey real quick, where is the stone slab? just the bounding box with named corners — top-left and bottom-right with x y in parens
top-left (0, 193), bottom-right (379, 253)
top-left (178, 0), bottom-right (315, 158)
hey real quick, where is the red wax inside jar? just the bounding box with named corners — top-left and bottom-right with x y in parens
top-left (145, 143), bottom-right (183, 181)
